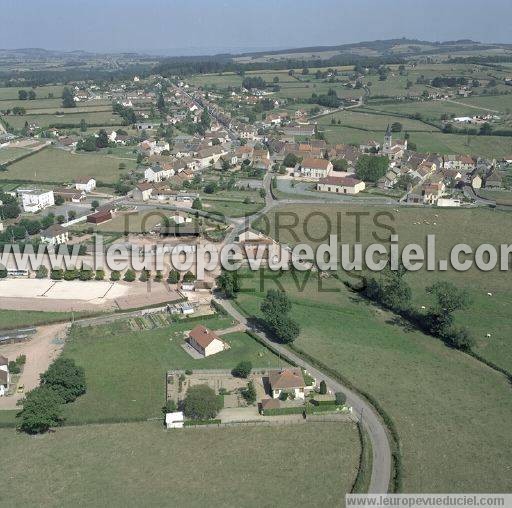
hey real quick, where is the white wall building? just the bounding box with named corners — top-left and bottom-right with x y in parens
top-left (20, 189), bottom-right (55, 213)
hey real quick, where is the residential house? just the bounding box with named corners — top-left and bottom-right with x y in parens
top-left (187, 325), bottom-right (229, 357)
top-left (54, 187), bottom-right (86, 203)
top-left (40, 224), bottom-right (69, 245)
top-left (484, 168), bottom-right (503, 189)
top-left (317, 176), bottom-right (365, 194)
top-left (195, 146), bottom-right (227, 169)
top-left (299, 158), bottom-right (333, 180)
top-left (145, 164), bottom-right (174, 183)
top-left (470, 173), bottom-right (482, 190)
top-left (133, 182), bottom-right (154, 201)
top-left (75, 176), bottom-right (96, 193)
top-left (268, 368), bottom-right (307, 400)
top-left (421, 181), bottom-right (446, 204)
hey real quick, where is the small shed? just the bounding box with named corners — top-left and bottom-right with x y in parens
top-left (165, 411), bottom-right (184, 429)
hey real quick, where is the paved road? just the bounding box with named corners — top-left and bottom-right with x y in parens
top-left (213, 295), bottom-right (392, 493)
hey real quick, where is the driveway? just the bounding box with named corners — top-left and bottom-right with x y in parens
top-left (0, 323), bottom-right (69, 409)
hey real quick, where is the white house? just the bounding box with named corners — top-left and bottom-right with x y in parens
top-left (0, 355), bottom-right (10, 397)
top-left (40, 224), bottom-right (70, 245)
top-left (317, 175), bottom-right (365, 194)
top-left (19, 189), bottom-right (55, 213)
top-left (144, 164), bottom-right (174, 183)
top-left (75, 177), bottom-right (96, 193)
top-left (187, 325), bottom-right (228, 357)
top-left (268, 368), bottom-right (307, 400)
top-left (165, 411), bottom-right (184, 429)
top-left (195, 146), bottom-right (228, 169)
top-left (299, 158), bottom-right (333, 180)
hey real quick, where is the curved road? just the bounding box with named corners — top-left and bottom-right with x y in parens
top-left (214, 295), bottom-right (392, 493)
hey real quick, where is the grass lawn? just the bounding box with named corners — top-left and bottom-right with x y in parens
top-left (202, 199), bottom-right (265, 218)
top-left (233, 268), bottom-right (512, 493)
top-left (0, 309), bottom-right (92, 330)
top-left (61, 316), bottom-right (283, 423)
top-left (2, 146), bottom-right (135, 184)
top-left (0, 420), bottom-right (359, 507)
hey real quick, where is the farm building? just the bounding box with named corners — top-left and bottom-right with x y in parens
top-left (87, 210), bottom-right (112, 225)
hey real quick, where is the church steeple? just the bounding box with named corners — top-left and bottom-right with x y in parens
top-left (384, 124), bottom-right (392, 149)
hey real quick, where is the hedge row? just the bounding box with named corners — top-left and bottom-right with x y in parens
top-left (183, 418), bottom-right (221, 426)
top-left (351, 421), bottom-right (372, 493)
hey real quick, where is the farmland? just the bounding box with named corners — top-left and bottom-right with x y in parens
top-left (1, 146), bottom-right (136, 184)
top-left (241, 203), bottom-right (512, 492)
top-left (233, 267), bottom-right (512, 493)
top-left (0, 421), bottom-right (360, 508)
top-left (60, 315), bottom-right (284, 424)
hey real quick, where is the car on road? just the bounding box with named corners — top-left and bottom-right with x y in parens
top-left (17, 385), bottom-right (24, 394)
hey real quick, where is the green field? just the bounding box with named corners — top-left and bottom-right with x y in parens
top-left (321, 123), bottom-right (512, 158)
top-left (0, 146), bottom-right (31, 164)
top-left (61, 316), bottom-right (284, 424)
top-left (0, 421), bottom-right (359, 508)
top-left (5, 110), bottom-right (121, 130)
top-left (478, 189), bottom-right (512, 205)
top-left (242, 204), bottom-right (512, 492)
top-left (0, 85), bottom-right (65, 101)
top-left (203, 198), bottom-right (265, 218)
top-left (0, 309), bottom-right (93, 330)
top-left (2, 146), bottom-right (136, 184)
top-left (318, 109), bottom-right (435, 132)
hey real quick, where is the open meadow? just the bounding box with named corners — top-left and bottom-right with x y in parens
top-left (2, 146), bottom-right (136, 184)
top-left (0, 420), bottom-right (360, 508)
top-left (240, 204), bottom-right (512, 492)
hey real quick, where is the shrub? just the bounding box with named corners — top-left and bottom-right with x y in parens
top-left (162, 399), bottom-right (177, 414)
top-left (110, 270), bottom-right (121, 281)
top-left (16, 354), bottom-right (26, 365)
top-left (167, 270), bottom-right (180, 284)
top-left (182, 384), bottom-right (222, 420)
top-left (185, 369), bottom-right (193, 375)
top-left (139, 270), bottom-right (149, 282)
top-left (50, 269), bottom-right (63, 280)
top-left (241, 381), bottom-right (256, 404)
top-left (16, 386), bottom-right (64, 434)
top-left (35, 265), bottom-right (48, 279)
top-left (335, 392), bottom-right (347, 406)
top-left (231, 360), bottom-right (252, 378)
top-left (40, 358), bottom-right (86, 403)
top-left (319, 380), bottom-right (327, 394)
top-left (8, 360), bottom-right (21, 374)
top-left (123, 269), bottom-right (136, 282)
top-left (95, 270), bottom-right (105, 281)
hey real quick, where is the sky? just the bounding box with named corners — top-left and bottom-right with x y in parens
top-left (1, 0), bottom-right (511, 55)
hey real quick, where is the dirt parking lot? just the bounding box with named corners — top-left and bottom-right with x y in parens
top-left (0, 323), bottom-right (69, 409)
